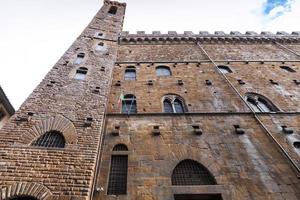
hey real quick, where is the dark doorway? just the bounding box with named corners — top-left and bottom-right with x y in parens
top-left (174, 194), bottom-right (223, 200)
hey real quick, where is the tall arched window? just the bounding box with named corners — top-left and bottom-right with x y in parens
top-left (122, 94), bottom-right (137, 114)
top-left (245, 93), bottom-right (279, 112)
top-left (124, 66), bottom-right (136, 80)
top-left (280, 66), bottom-right (296, 73)
top-left (31, 130), bottom-right (65, 148)
top-left (107, 144), bottom-right (128, 195)
top-left (163, 95), bottom-right (186, 113)
top-left (108, 6), bottom-right (118, 15)
top-left (74, 53), bottom-right (85, 65)
top-left (217, 65), bottom-right (232, 74)
top-left (74, 67), bottom-right (88, 80)
top-left (156, 66), bottom-right (171, 77)
top-left (172, 159), bottom-right (217, 185)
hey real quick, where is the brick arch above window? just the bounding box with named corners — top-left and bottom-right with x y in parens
top-left (21, 115), bottom-right (77, 146)
top-left (1, 182), bottom-right (52, 200)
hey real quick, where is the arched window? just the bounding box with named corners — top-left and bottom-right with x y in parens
top-left (156, 66), bottom-right (171, 77)
top-left (245, 93), bottom-right (279, 112)
top-left (124, 66), bottom-right (136, 80)
top-left (163, 95), bottom-right (186, 113)
top-left (31, 130), bottom-right (65, 148)
top-left (74, 53), bottom-right (85, 65)
top-left (280, 66), bottom-right (296, 73)
top-left (95, 42), bottom-right (105, 51)
top-left (163, 99), bottom-right (173, 113)
top-left (74, 67), bottom-right (88, 80)
top-left (108, 6), bottom-right (118, 15)
top-left (217, 65), bottom-right (232, 74)
top-left (172, 159), bottom-right (216, 185)
top-left (113, 144), bottom-right (128, 151)
top-left (8, 196), bottom-right (38, 200)
top-left (122, 94), bottom-right (137, 114)
top-left (107, 144), bottom-right (128, 195)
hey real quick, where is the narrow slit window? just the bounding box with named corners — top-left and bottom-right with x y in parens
top-left (74, 67), bottom-right (88, 80)
top-left (108, 6), bottom-right (118, 15)
top-left (74, 53), bottom-right (85, 65)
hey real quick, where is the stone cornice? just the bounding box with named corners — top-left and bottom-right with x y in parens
top-left (119, 31), bottom-right (300, 44)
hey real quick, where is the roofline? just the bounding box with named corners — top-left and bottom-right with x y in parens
top-left (0, 86), bottom-right (15, 115)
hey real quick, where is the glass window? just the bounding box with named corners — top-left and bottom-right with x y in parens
top-left (217, 65), bottom-right (232, 74)
top-left (156, 66), bottom-right (171, 77)
top-left (74, 67), bottom-right (88, 80)
top-left (124, 67), bottom-right (136, 80)
top-left (122, 94), bottom-right (137, 114)
top-left (163, 95), bottom-right (186, 113)
top-left (163, 99), bottom-right (173, 113)
top-left (174, 99), bottom-right (184, 113)
top-left (245, 93), bottom-right (279, 112)
top-left (74, 53), bottom-right (85, 65)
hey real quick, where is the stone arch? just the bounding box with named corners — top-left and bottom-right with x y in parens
top-left (22, 115), bottom-right (77, 145)
top-left (1, 182), bottom-right (52, 200)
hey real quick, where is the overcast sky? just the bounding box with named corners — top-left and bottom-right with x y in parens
top-left (0, 0), bottom-right (299, 109)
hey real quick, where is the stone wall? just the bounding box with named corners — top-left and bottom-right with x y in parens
top-left (0, 1), bottom-right (126, 199)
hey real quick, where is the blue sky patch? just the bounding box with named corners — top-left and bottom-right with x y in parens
top-left (264, 0), bottom-right (288, 15)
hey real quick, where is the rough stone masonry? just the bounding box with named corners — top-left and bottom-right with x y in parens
top-left (0, 1), bottom-right (300, 200)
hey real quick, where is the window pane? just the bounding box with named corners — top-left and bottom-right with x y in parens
top-left (163, 100), bottom-right (173, 113)
top-left (156, 67), bottom-right (171, 76)
top-left (122, 100), bottom-right (137, 114)
top-left (257, 99), bottom-right (272, 112)
top-left (174, 99), bottom-right (184, 113)
top-left (107, 155), bottom-right (128, 195)
top-left (246, 98), bottom-right (261, 112)
top-left (124, 70), bottom-right (136, 80)
top-left (74, 72), bottom-right (86, 80)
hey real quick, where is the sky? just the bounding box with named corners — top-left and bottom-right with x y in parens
top-left (0, 0), bottom-right (299, 109)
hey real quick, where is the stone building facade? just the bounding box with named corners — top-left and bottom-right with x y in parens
top-left (0, 1), bottom-right (300, 200)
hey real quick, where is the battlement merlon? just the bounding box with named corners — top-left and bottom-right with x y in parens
top-left (118, 31), bottom-right (300, 43)
top-left (104, 0), bottom-right (126, 7)
top-left (120, 31), bottom-right (300, 38)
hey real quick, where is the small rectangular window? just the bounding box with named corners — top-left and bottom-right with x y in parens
top-left (108, 6), bottom-right (118, 15)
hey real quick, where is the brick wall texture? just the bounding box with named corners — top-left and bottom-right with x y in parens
top-left (1, 1), bottom-right (300, 200)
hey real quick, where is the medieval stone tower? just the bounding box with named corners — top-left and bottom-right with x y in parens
top-left (0, 0), bottom-right (300, 200)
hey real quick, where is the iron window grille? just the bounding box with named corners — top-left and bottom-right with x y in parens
top-left (172, 159), bottom-right (216, 185)
top-left (107, 155), bottom-right (128, 195)
top-left (31, 130), bottom-right (66, 148)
